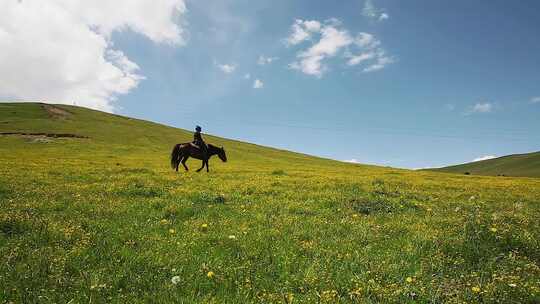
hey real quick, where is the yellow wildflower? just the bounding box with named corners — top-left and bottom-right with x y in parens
top-left (490, 227), bottom-right (497, 232)
top-left (471, 286), bottom-right (481, 293)
top-left (169, 229), bottom-right (175, 234)
top-left (406, 277), bottom-right (413, 283)
top-left (207, 271), bottom-right (215, 278)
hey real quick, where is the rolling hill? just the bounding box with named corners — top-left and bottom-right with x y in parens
top-left (429, 152), bottom-right (540, 178)
top-left (1, 102), bottom-right (539, 303)
top-left (0, 102), bottom-right (332, 169)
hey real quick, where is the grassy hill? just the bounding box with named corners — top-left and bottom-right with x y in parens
top-left (429, 152), bottom-right (540, 178)
top-left (1, 102), bottom-right (539, 303)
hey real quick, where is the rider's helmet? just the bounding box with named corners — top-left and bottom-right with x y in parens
top-left (195, 125), bottom-right (202, 132)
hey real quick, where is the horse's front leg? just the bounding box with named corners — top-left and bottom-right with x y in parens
top-left (205, 159), bottom-right (209, 172)
top-left (196, 159), bottom-right (205, 172)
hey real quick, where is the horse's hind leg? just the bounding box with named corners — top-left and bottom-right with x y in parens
top-left (181, 156), bottom-right (189, 171)
top-left (175, 156), bottom-right (181, 172)
top-left (206, 160), bottom-right (209, 173)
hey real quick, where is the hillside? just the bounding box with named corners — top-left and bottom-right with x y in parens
top-left (1, 102), bottom-right (539, 303)
top-left (0, 102), bottom-right (339, 169)
top-left (430, 152), bottom-right (540, 178)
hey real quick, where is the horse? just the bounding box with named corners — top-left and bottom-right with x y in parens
top-left (170, 143), bottom-right (227, 172)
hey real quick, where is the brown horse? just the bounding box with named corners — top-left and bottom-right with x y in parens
top-left (170, 143), bottom-right (227, 172)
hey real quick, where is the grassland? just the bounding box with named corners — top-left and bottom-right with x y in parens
top-left (1, 102), bottom-right (539, 303)
top-left (430, 152), bottom-right (540, 178)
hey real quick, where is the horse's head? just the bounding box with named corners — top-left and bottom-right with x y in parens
top-left (218, 146), bottom-right (227, 162)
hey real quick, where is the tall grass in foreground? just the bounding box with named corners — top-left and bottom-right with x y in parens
top-left (1, 103), bottom-right (539, 303)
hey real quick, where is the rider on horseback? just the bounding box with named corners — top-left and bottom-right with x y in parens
top-left (193, 125), bottom-right (208, 157)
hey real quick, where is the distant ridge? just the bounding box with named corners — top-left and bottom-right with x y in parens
top-left (428, 151), bottom-right (540, 178)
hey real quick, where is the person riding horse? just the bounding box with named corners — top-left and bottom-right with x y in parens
top-left (192, 125), bottom-right (207, 156)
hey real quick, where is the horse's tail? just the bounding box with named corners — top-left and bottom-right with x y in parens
top-left (170, 144), bottom-right (183, 169)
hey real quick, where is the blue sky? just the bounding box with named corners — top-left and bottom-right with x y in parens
top-left (2, 0), bottom-right (540, 168)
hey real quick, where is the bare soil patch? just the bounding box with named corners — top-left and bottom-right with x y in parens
top-left (41, 104), bottom-right (72, 119)
top-left (0, 132), bottom-right (88, 139)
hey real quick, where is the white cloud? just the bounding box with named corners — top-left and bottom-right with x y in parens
top-left (530, 96), bottom-right (540, 104)
top-left (346, 33), bottom-right (393, 72)
top-left (347, 53), bottom-right (375, 66)
top-left (287, 19), bottom-right (393, 77)
top-left (257, 55), bottom-right (279, 65)
top-left (0, 0), bottom-right (186, 112)
top-left (303, 20), bottom-right (323, 32)
top-left (354, 33), bottom-right (380, 49)
top-left (413, 166), bottom-right (433, 170)
top-left (285, 19), bottom-right (321, 46)
top-left (362, 0), bottom-right (389, 22)
top-left (57, 1), bottom-right (187, 45)
top-left (290, 23), bottom-right (352, 77)
top-left (298, 26), bottom-right (352, 77)
top-left (363, 52), bottom-right (394, 72)
top-left (362, 0), bottom-right (377, 18)
top-left (344, 159), bottom-right (361, 163)
top-left (253, 79), bottom-right (264, 89)
top-left (470, 102), bottom-right (493, 114)
top-left (472, 155), bottom-right (497, 162)
top-left (217, 63), bottom-right (237, 74)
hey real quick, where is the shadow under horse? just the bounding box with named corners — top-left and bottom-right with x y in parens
top-left (170, 143), bottom-right (227, 172)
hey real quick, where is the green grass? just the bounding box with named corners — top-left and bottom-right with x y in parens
top-left (1, 102), bottom-right (539, 303)
top-left (429, 152), bottom-right (540, 178)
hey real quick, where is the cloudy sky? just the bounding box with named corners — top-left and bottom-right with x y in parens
top-left (1, 0), bottom-right (540, 169)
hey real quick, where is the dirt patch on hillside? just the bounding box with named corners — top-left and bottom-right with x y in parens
top-left (0, 132), bottom-right (88, 139)
top-left (41, 104), bottom-right (72, 119)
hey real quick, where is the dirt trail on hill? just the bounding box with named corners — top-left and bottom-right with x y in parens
top-left (0, 132), bottom-right (88, 138)
top-left (41, 104), bottom-right (72, 119)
